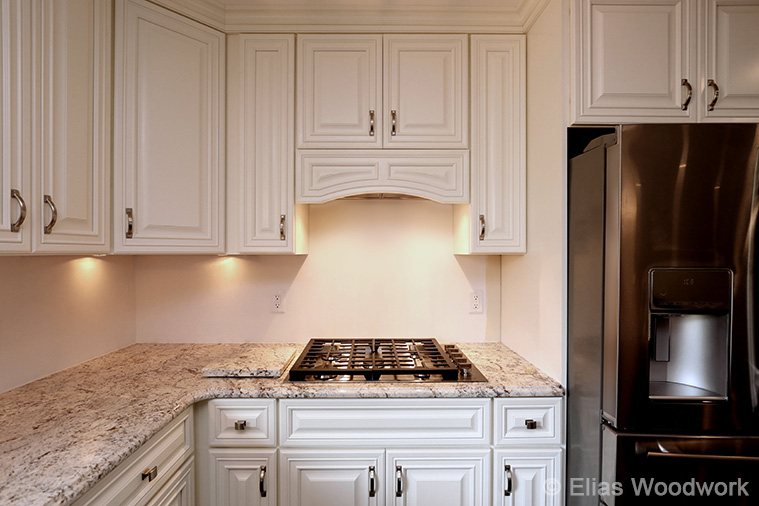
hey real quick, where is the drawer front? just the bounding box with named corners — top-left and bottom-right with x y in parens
top-left (74, 407), bottom-right (193, 506)
top-left (279, 399), bottom-right (491, 447)
top-left (494, 397), bottom-right (563, 446)
top-left (208, 399), bottom-right (276, 447)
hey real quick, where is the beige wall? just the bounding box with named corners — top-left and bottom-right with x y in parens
top-left (0, 256), bottom-right (136, 393)
top-left (501, 0), bottom-right (565, 381)
top-left (134, 200), bottom-right (499, 343)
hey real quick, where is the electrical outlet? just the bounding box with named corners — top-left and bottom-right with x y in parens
top-left (272, 290), bottom-right (284, 313)
top-left (470, 291), bottom-right (484, 313)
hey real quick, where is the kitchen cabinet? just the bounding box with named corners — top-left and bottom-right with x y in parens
top-left (147, 458), bottom-right (195, 506)
top-left (113, 0), bottom-right (225, 253)
top-left (493, 449), bottom-right (562, 506)
top-left (571, 0), bottom-right (759, 124)
top-left (297, 34), bottom-right (468, 149)
top-left (227, 34), bottom-right (307, 254)
top-left (210, 449), bottom-right (276, 506)
top-left (455, 35), bottom-right (526, 254)
top-left (1, 0), bottom-right (111, 254)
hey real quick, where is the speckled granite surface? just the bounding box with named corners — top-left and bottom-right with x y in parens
top-left (201, 343), bottom-right (297, 377)
top-left (0, 342), bottom-right (563, 506)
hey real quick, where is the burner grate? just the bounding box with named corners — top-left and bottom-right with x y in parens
top-left (289, 338), bottom-right (480, 381)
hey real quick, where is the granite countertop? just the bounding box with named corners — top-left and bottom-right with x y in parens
top-left (0, 342), bottom-right (563, 506)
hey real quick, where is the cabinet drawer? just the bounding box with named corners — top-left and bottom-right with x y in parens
top-left (73, 407), bottom-right (193, 506)
top-left (208, 399), bottom-right (276, 447)
top-left (279, 399), bottom-right (491, 447)
top-left (494, 397), bottom-right (563, 446)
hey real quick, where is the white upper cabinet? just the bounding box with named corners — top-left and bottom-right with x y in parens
top-left (35, 0), bottom-right (111, 253)
top-left (702, 0), bottom-right (759, 120)
top-left (572, 0), bottom-right (759, 123)
top-left (384, 35), bottom-right (469, 148)
top-left (113, 0), bottom-right (225, 253)
top-left (298, 35), bottom-right (382, 148)
top-left (227, 34), bottom-right (307, 255)
top-left (455, 35), bottom-right (525, 254)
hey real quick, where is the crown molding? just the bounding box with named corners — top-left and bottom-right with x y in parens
top-left (150, 0), bottom-right (550, 33)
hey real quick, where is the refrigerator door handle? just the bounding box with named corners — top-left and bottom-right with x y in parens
top-left (647, 452), bottom-right (759, 463)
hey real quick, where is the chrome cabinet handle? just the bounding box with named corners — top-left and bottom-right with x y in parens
top-left (525, 419), bottom-right (538, 429)
top-left (504, 464), bottom-right (513, 496)
top-left (395, 465), bottom-right (403, 497)
top-left (369, 110), bottom-right (375, 136)
top-left (259, 466), bottom-right (267, 497)
top-left (681, 78), bottom-right (692, 111)
top-left (43, 195), bottom-right (57, 234)
top-left (126, 208), bottom-right (134, 239)
top-left (280, 214), bottom-right (286, 241)
top-left (708, 79), bottom-right (720, 111)
top-left (141, 466), bottom-right (158, 482)
top-left (234, 420), bottom-right (247, 431)
top-left (391, 110), bottom-right (397, 136)
top-left (479, 215), bottom-right (486, 241)
top-left (10, 189), bottom-right (26, 232)
top-left (368, 466), bottom-right (376, 497)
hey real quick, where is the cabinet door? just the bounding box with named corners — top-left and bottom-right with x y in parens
top-left (456, 35), bottom-right (525, 255)
top-left (0, 0), bottom-right (31, 252)
top-left (34, 0), bottom-right (110, 253)
top-left (280, 449), bottom-right (384, 506)
top-left (146, 458), bottom-right (194, 506)
top-left (702, 0), bottom-right (759, 120)
top-left (298, 35), bottom-right (382, 148)
top-left (227, 34), bottom-right (306, 254)
top-left (493, 448), bottom-right (562, 506)
top-left (384, 35), bottom-right (468, 148)
top-left (574, 0), bottom-right (695, 123)
top-left (114, 0), bottom-right (224, 253)
top-left (210, 449), bottom-right (276, 506)
top-left (388, 449), bottom-right (490, 506)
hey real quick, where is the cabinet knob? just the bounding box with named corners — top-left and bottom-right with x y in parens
top-left (141, 466), bottom-right (158, 482)
top-left (525, 419), bottom-right (538, 430)
top-left (234, 420), bottom-right (247, 431)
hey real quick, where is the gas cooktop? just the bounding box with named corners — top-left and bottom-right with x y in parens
top-left (288, 338), bottom-right (487, 382)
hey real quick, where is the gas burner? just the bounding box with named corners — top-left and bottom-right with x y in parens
top-left (289, 338), bottom-right (487, 383)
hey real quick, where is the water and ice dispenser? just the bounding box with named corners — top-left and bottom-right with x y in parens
top-left (648, 268), bottom-right (732, 401)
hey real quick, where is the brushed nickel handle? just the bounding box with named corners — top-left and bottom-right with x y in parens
top-left (395, 465), bottom-right (403, 497)
top-left (43, 195), bottom-right (57, 234)
top-left (234, 420), bottom-right (247, 431)
top-left (368, 466), bottom-right (376, 497)
top-left (259, 466), bottom-right (267, 497)
top-left (141, 466), bottom-right (157, 482)
top-left (10, 189), bottom-right (26, 232)
top-left (369, 110), bottom-right (375, 136)
top-left (504, 464), bottom-right (513, 496)
top-left (681, 78), bottom-right (692, 111)
top-left (391, 110), bottom-right (397, 136)
top-left (125, 208), bottom-right (133, 239)
top-left (279, 214), bottom-right (286, 241)
top-left (708, 79), bottom-right (720, 111)
top-left (525, 419), bottom-right (538, 430)
top-left (479, 215), bottom-right (486, 241)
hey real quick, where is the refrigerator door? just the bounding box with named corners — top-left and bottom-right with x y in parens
top-left (607, 124), bottom-right (759, 434)
top-left (599, 425), bottom-right (759, 506)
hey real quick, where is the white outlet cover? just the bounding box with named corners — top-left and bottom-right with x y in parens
top-left (470, 290), bottom-right (484, 313)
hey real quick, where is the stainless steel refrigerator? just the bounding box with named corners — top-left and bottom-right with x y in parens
top-left (567, 124), bottom-right (759, 506)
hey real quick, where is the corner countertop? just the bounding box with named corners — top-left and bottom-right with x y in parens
top-left (0, 342), bottom-right (563, 506)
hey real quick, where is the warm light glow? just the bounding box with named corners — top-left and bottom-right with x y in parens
top-left (214, 255), bottom-right (243, 282)
top-left (70, 256), bottom-right (104, 290)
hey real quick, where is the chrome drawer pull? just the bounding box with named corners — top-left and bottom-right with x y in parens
top-left (504, 464), bottom-right (512, 496)
top-left (234, 420), bottom-right (247, 431)
top-left (141, 466), bottom-right (157, 482)
top-left (525, 419), bottom-right (538, 430)
top-left (126, 208), bottom-right (134, 239)
top-left (10, 189), bottom-right (26, 232)
top-left (259, 466), bottom-right (267, 497)
top-left (395, 465), bottom-right (403, 496)
top-left (479, 215), bottom-right (486, 241)
top-left (369, 110), bottom-right (375, 136)
top-left (708, 79), bottom-right (720, 111)
top-left (369, 466), bottom-right (376, 497)
top-left (681, 78), bottom-right (692, 111)
top-left (44, 195), bottom-right (57, 234)
top-left (391, 110), bottom-right (397, 136)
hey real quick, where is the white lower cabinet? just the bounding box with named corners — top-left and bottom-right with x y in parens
top-left (493, 449), bottom-right (563, 506)
top-left (210, 449), bottom-right (276, 506)
top-left (147, 458), bottom-right (195, 506)
top-left (280, 449), bottom-right (384, 506)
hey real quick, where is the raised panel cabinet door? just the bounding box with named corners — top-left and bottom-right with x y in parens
top-left (146, 458), bottom-right (194, 506)
top-left (210, 449), bottom-right (276, 506)
top-left (34, 0), bottom-right (110, 253)
top-left (0, 0), bottom-right (32, 252)
top-left (279, 449), bottom-right (384, 506)
top-left (456, 35), bottom-right (525, 255)
top-left (575, 0), bottom-right (695, 122)
top-left (298, 35), bottom-right (382, 148)
top-left (114, 0), bottom-right (224, 253)
top-left (388, 449), bottom-right (490, 506)
top-left (384, 35), bottom-right (468, 148)
top-left (702, 0), bottom-right (759, 120)
top-left (493, 449), bottom-right (562, 506)
top-left (227, 34), bottom-right (306, 254)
